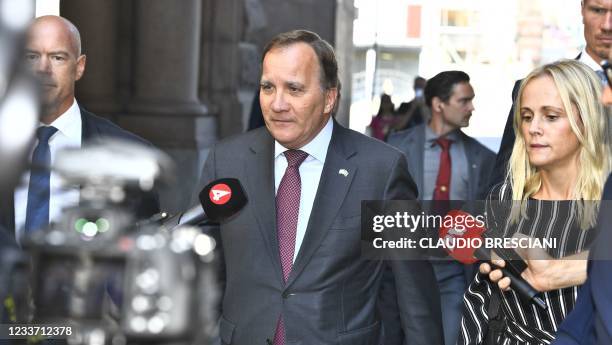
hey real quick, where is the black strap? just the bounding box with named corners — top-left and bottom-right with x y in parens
top-left (485, 287), bottom-right (505, 345)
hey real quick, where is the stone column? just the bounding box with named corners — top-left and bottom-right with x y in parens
top-left (124, 0), bottom-right (217, 146)
top-left (114, 0), bottom-right (216, 213)
top-left (61, 0), bottom-right (121, 114)
top-left (334, 0), bottom-right (355, 127)
top-left (200, 0), bottom-right (244, 139)
top-left (128, 0), bottom-right (210, 122)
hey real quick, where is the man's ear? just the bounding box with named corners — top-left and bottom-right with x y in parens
top-left (431, 96), bottom-right (444, 113)
top-left (75, 54), bottom-right (86, 81)
top-left (324, 87), bottom-right (338, 114)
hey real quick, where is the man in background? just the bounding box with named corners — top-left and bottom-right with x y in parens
top-left (394, 76), bottom-right (428, 132)
top-left (0, 15), bottom-right (159, 241)
top-left (388, 71), bottom-right (495, 345)
top-left (485, 0), bottom-right (612, 196)
top-left (553, 32), bottom-right (612, 345)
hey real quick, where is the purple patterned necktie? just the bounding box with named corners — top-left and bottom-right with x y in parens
top-left (273, 149), bottom-right (308, 345)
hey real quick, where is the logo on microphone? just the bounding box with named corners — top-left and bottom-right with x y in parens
top-left (209, 183), bottom-right (232, 205)
top-left (438, 209), bottom-right (485, 264)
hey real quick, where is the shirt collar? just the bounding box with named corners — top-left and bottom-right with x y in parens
top-left (425, 124), bottom-right (460, 146)
top-left (46, 98), bottom-right (81, 141)
top-left (579, 49), bottom-right (604, 72)
top-left (274, 116), bottom-right (334, 163)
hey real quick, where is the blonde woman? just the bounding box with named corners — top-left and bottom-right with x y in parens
top-left (459, 59), bottom-right (611, 345)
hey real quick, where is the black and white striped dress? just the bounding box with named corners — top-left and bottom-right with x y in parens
top-left (458, 183), bottom-right (596, 345)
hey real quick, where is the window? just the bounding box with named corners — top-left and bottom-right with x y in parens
top-left (441, 9), bottom-right (476, 27)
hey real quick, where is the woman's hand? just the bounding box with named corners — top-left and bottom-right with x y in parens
top-left (479, 235), bottom-right (588, 292)
top-left (479, 254), bottom-right (513, 291)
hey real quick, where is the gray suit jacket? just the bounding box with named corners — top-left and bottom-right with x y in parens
top-left (198, 121), bottom-right (443, 345)
top-left (387, 123), bottom-right (496, 201)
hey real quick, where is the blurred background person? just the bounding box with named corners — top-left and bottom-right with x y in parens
top-left (459, 59), bottom-right (610, 345)
top-left (367, 93), bottom-right (395, 141)
top-left (393, 76), bottom-right (428, 132)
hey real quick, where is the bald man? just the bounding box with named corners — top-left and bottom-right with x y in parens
top-left (0, 16), bottom-right (159, 240)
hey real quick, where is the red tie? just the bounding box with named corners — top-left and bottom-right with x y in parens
top-left (273, 149), bottom-right (308, 345)
top-left (433, 138), bottom-right (451, 200)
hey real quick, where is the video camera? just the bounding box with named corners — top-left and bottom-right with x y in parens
top-left (0, 3), bottom-right (222, 343)
top-left (17, 140), bottom-right (220, 345)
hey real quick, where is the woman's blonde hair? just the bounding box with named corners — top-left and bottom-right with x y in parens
top-left (507, 59), bottom-right (611, 229)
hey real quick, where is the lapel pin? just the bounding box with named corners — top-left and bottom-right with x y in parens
top-left (338, 169), bottom-right (349, 177)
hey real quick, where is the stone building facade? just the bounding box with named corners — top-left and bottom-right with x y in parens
top-left (60, 0), bottom-right (354, 212)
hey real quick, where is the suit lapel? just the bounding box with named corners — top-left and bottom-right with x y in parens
top-left (78, 107), bottom-right (92, 205)
top-left (245, 130), bottom-right (284, 284)
top-left (80, 107), bottom-right (95, 141)
top-left (410, 125), bottom-right (425, 198)
top-left (462, 135), bottom-right (481, 200)
top-left (285, 124), bottom-right (357, 289)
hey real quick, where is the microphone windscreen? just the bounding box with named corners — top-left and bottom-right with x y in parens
top-left (438, 209), bottom-right (486, 264)
top-left (199, 178), bottom-right (248, 223)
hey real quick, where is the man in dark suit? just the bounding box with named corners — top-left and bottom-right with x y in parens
top-left (387, 71), bottom-right (495, 345)
top-left (196, 30), bottom-right (442, 345)
top-left (484, 0), bottom-right (612, 197)
top-left (553, 185), bottom-right (612, 345)
top-left (0, 15), bottom-right (158, 240)
top-left (552, 40), bottom-right (612, 345)
top-left (388, 71), bottom-right (495, 203)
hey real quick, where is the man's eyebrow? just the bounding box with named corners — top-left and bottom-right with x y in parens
top-left (48, 51), bottom-right (71, 57)
top-left (588, 4), bottom-right (608, 11)
top-left (285, 81), bottom-right (305, 88)
top-left (24, 50), bottom-right (71, 57)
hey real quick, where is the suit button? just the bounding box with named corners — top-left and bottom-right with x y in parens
top-left (282, 292), bottom-right (295, 299)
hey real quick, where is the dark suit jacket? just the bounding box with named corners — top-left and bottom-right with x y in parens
top-left (478, 80), bottom-right (521, 199)
top-left (387, 123), bottom-right (496, 201)
top-left (0, 107), bottom-right (160, 236)
top-left (198, 121), bottom-right (443, 345)
top-left (553, 174), bottom-right (612, 345)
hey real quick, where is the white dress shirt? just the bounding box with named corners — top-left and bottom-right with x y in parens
top-left (578, 48), bottom-right (604, 73)
top-left (14, 99), bottom-right (82, 241)
top-left (274, 117), bottom-right (333, 263)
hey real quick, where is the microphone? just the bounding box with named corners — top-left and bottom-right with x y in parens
top-left (163, 178), bottom-right (248, 229)
top-left (439, 209), bottom-right (547, 310)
